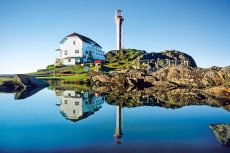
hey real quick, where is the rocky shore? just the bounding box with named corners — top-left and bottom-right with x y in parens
top-left (90, 65), bottom-right (230, 88)
top-left (0, 74), bottom-right (48, 99)
top-left (89, 65), bottom-right (230, 109)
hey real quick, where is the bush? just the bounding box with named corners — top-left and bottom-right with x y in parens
top-left (46, 65), bottom-right (55, 70)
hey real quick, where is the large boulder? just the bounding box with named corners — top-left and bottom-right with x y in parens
top-left (147, 65), bottom-right (230, 87)
top-left (91, 66), bottom-right (230, 88)
top-left (218, 66), bottom-right (230, 85)
top-left (140, 50), bottom-right (197, 68)
top-left (16, 74), bottom-right (49, 88)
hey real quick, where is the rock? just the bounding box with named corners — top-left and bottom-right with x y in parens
top-left (139, 50), bottom-right (197, 70)
top-left (209, 124), bottom-right (230, 147)
top-left (91, 66), bottom-right (230, 88)
top-left (218, 66), bottom-right (230, 85)
top-left (92, 74), bottom-right (111, 83)
top-left (0, 74), bottom-right (48, 99)
top-left (16, 74), bottom-right (49, 88)
top-left (148, 65), bottom-right (230, 87)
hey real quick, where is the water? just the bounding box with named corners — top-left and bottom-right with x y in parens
top-left (0, 86), bottom-right (229, 153)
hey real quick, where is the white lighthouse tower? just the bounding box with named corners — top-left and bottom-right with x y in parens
top-left (114, 9), bottom-right (124, 52)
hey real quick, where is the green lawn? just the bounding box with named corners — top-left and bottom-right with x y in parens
top-left (37, 73), bottom-right (88, 81)
top-left (48, 83), bottom-right (90, 91)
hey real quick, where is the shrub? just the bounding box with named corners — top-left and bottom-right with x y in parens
top-left (46, 65), bottom-right (55, 70)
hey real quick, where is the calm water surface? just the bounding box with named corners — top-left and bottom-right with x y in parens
top-left (0, 87), bottom-right (229, 153)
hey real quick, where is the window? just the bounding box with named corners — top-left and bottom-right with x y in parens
top-left (64, 51), bottom-right (67, 55)
top-left (68, 58), bottom-right (71, 62)
top-left (68, 93), bottom-right (71, 96)
top-left (75, 101), bottom-right (79, 105)
top-left (75, 49), bottom-right (79, 53)
top-left (64, 100), bottom-right (68, 104)
top-left (73, 41), bottom-right (75, 45)
top-left (85, 51), bottom-right (88, 54)
top-left (73, 110), bottom-right (76, 114)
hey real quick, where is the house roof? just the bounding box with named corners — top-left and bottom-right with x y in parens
top-left (66, 32), bottom-right (102, 48)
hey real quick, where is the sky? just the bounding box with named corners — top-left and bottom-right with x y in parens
top-left (0, 0), bottom-right (230, 74)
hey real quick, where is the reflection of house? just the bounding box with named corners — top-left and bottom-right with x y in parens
top-left (56, 90), bottom-right (104, 122)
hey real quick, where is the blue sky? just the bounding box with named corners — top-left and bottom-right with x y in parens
top-left (0, 0), bottom-right (230, 74)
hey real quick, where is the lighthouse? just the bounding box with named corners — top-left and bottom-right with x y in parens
top-left (114, 9), bottom-right (124, 52)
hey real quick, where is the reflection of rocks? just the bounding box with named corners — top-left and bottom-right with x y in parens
top-left (0, 74), bottom-right (48, 99)
top-left (14, 87), bottom-right (46, 100)
top-left (0, 81), bottom-right (47, 100)
top-left (209, 124), bottom-right (230, 147)
top-left (204, 87), bottom-right (230, 100)
top-left (56, 89), bottom-right (104, 122)
top-left (102, 87), bottom-right (230, 111)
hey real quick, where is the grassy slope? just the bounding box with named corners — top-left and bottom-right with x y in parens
top-left (32, 65), bottom-right (98, 81)
top-left (30, 49), bottom-right (144, 82)
top-left (37, 73), bottom-right (88, 81)
top-left (104, 49), bottom-right (145, 69)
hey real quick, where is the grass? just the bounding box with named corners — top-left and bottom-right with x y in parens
top-left (48, 83), bottom-right (90, 91)
top-left (104, 57), bottom-right (135, 69)
top-left (104, 49), bottom-right (143, 70)
top-left (37, 73), bottom-right (88, 81)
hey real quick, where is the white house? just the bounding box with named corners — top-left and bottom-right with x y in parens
top-left (56, 90), bottom-right (104, 122)
top-left (55, 32), bottom-right (105, 65)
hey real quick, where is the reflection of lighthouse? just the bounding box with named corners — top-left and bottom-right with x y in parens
top-left (114, 9), bottom-right (124, 52)
top-left (114, 105), bottom-right (123, 144)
